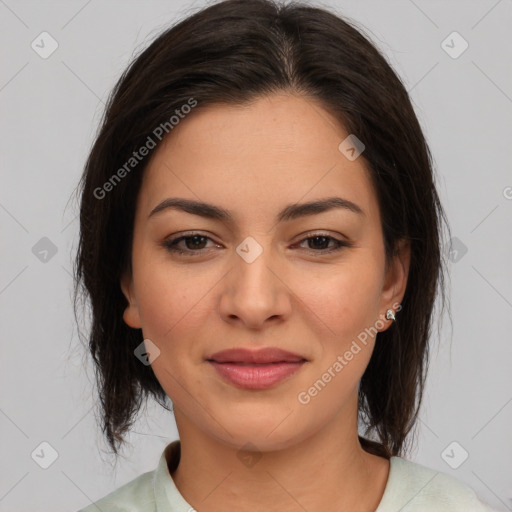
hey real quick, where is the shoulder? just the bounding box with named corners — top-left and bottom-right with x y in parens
top-left (75, 470), bottom-right (157, 512)
top-left (376, 456), bottom-right (498, 512)
top-left (74, 440), bottom-right (184, 512)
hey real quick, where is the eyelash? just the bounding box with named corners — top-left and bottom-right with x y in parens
top-left (161, 232), bottom-right (352, 257)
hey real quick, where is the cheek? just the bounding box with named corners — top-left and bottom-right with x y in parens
top-left (132, 264), bottom-right (210, 402)
top-left (137, 281), bottom-right (207, 345)
top-left (131, 251), bottom-right (209, 349)
top-left (292, 266), bottom-right (382, 419)
top-left (295, 259), bottom-right (383, 344)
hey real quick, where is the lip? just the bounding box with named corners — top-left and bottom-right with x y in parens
top-left (208, 360), bottom-right (306, 389)
top-left (207, 347), bottom-right (306, 364)
top-left (206, 348), bottom-right (307, 390)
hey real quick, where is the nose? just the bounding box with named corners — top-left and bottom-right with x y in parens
top-left (217, 240), bottom-right (292, 330)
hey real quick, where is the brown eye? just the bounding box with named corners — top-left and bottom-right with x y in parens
top-left (296, 233), bottom-right (352, 254)
top-left (181, 235), bottom-right (209, 250)
top-left (162, 233), bottom-right (220, 256)
top-left (306, 235), bottom-right (331, 250)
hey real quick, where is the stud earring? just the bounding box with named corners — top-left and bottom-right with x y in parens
top-left (385, 309), bottom-right (396, 321)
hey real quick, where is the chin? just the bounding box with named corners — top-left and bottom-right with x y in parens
top-left (210, 413), bottom-right (312, 453)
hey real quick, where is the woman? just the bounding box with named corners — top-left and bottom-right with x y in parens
top-left (73, 0), bottom-right (497, 510)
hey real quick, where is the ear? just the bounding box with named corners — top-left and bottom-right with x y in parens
top-left (378, 238), bottom-right (410, 331)
top-left (120, 271), bottom-right (142, 329)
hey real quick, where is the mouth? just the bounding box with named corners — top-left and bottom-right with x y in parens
top-left (206, 347), bottom-right (307, 364)
top-left (206, 347), bottom-right (307, 390)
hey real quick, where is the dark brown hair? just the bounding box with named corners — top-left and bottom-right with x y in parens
top-left (73, 0), bottom-right (451, 459)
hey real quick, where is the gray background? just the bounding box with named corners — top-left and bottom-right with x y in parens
top-left (1, 0), bottom-right (511, 511)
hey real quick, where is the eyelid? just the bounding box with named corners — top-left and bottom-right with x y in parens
top-left (292, 229), bottom-right (349, 243)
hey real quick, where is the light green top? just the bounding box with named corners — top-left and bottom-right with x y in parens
top-left (77, 440), bottom-right (497, 512)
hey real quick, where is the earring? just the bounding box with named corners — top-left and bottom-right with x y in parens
top-left (385, 309), bottom-right (396, 321)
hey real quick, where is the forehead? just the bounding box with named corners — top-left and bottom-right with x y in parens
top-left (137, 93), bottom-right (379, 226)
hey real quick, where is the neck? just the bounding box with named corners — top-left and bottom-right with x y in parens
top-left (170, 399), bottom-right (390, 512)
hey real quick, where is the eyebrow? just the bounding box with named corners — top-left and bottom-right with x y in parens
top-left (148, 196), bottom-right (365, 223)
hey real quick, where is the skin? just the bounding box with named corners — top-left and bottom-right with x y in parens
top-left (121, 93), bottom-right (410, 512)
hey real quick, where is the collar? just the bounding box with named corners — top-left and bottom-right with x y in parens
top-left (152, 440), bottom-right (194, 512)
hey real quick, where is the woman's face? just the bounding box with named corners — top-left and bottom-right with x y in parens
top-left (121, 93), bottom-right (409, 452)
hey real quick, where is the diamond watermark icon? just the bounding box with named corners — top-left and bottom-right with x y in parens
top-left (134, 339), bottom-right (161, 365)
top-left (236, 442), bottom-right (262, 468)
top-left (236, 236), bottom-right (263, 263)
top-left (31, 31), bottom-right (59, 59)
top-left (338, 134), bottom-right (365, 161)
top-left (32, 237), bottom-right (58, 263)
top-left (441, 31), bottom-right (468, 59)
top-left (31, 441), bottom-right (59, 469)
top-left (441, 441), bottom-right (469, 469)
top-left (447, 237), bottom-right (468, 263)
